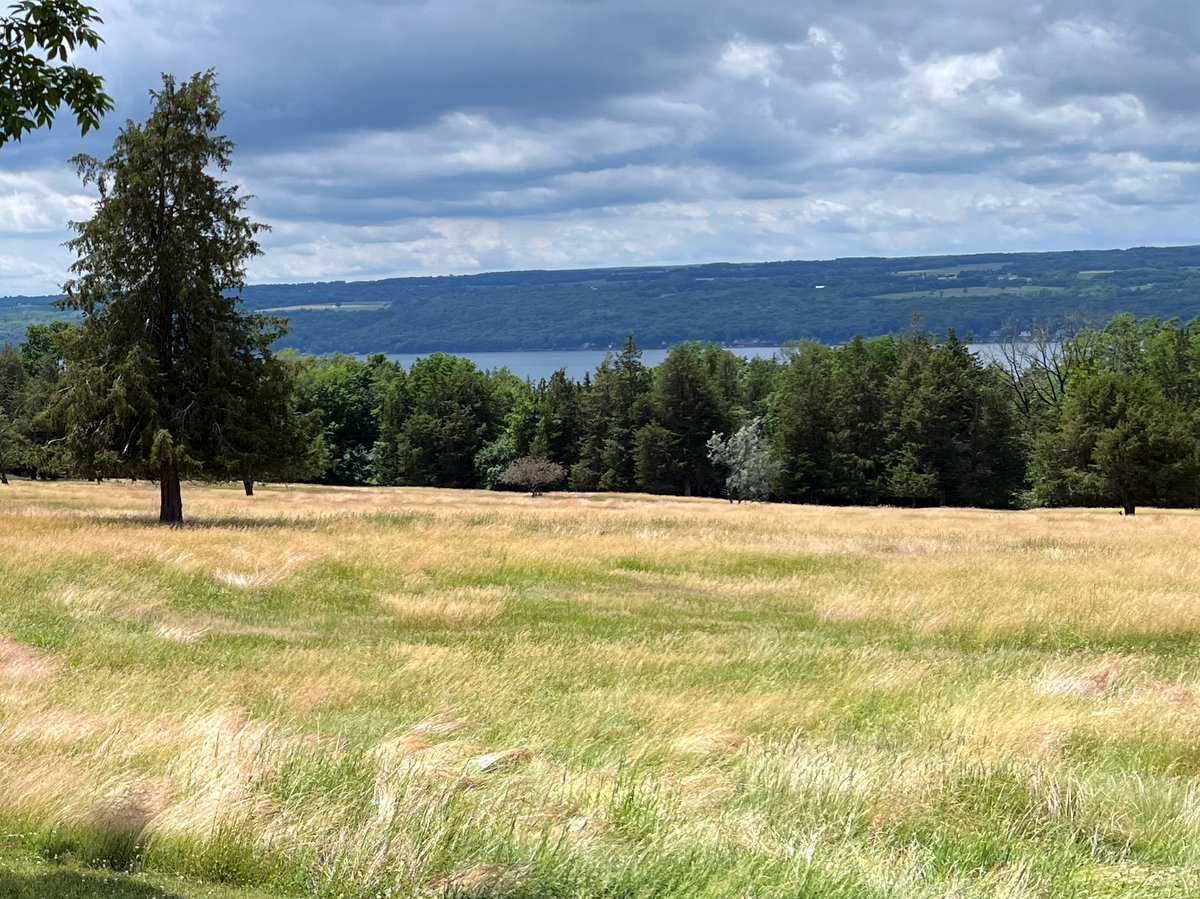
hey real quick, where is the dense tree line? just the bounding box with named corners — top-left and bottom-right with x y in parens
top-left (4, 313), bottom-right (1199, 515)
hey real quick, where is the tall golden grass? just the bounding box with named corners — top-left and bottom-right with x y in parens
top-left (1, 480), bottom-right (1199, 896)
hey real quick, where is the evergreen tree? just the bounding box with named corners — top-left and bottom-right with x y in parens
top-left (770, 340), bottom-right (835, 502)
top-left (377, 353), bottom-right (499, 487)
top-left (19, 331), bottom-right (67, 480)
top-left (530, 368), bottom-right (580, 468)
top-left (633, 422), bottom-right (677, 494)
top-left (571, 362), bottom-right (615, 490)
top-left (882, 329), bottom-right (1024, 508)
top-left (0, 344), bottom-right (31, 481)
top-left (649, 342), bottom-right (732, 496)
top-left (825, 335), bottom-right (894, 504)
top-left (1032, 370), bottom-right (1198, 515)
top-left (220, 354), bottom-right (331, 494)
top-left (574, 336), bottom-right (651, 491)
top-left (52, 71), bottom-right (288, 523)
top-left (603, 335), bottom-right (652, 490)
top-left (0, 343), bottom-right (28, 419)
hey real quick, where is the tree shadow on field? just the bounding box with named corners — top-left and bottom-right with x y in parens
top-left (85, 514), bottom-right (331, 531)
top-left (0, 870), bottom-right (182, 898)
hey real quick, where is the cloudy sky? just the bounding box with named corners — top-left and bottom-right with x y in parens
top-left (1, 0), bottom-right (1198, 294)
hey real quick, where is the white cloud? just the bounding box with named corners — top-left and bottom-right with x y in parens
top-left (1, 0), bottom-right (1200, 296)
top-left (908, 49), bottom-right (1004, 103)
top-left (718, 39), bottom-right (777, 81)
top-left (804, 26), bottom-right (847, 77)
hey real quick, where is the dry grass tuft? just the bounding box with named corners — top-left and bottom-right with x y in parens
top-left (375, 732), bottom-right (481, 784)
top-left (1037, 660), bottom-right (1122, 697)
top-left (381, 586), bottom-right (509, 626)
top-left (375, 735), bottom-right (432, 757)
top-left (155, 621), bottom-right (213, 643)
top-left (676, 772), bottom-right (735, 808)
top-left (472, 746), bottom-right (533, 772)
top-left (870, 760), bottom-right (947, 826)
top-left (0, 637), bottom-right (56, 683)
top-left (1131, 681), bottom-right (1200, 706)
top-left (213, 569), bottom-right (273, 589)
top-left (409, 713), bottom-right (468, 737)
top-left (676, 727), bottom-right (751, 754)
top-left (61, 586), bottom-right (159, 619)
top-left (5, 710), bottom-right (112, 746)
top-left (90, 775), bottom-right (176, 834)
top-left (148, 709), bottom-right (285, 835)
top-left (818, 596), bottom-right (873, 623)
top-left (0, 753), bottom-right (91, 812)
top-left (438, 863), bottom-right (511, 893)
top-left (154, 613), bottom-right (315, 644)
top-left (211, 552), bottom-right (314, 590)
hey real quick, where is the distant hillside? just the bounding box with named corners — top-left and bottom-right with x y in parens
top-left (0, 296), bottom-right (77, 348)
top-left (10, 245), bottom-right (1200, 353)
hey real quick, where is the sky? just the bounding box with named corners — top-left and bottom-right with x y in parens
top-left (1, 0), bottom-right (1198, 295)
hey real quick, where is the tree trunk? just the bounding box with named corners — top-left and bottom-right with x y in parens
top-left (0, 472), bottom-right (8, 485)
top-left (160, 463), bottom-right (183, 525)
top-left (243, 479), bottom-right (254, 496)
top-left (1122, 500), bottom-right (1136, 516)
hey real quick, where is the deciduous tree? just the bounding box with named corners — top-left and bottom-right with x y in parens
top-left (0, 0), bottom-right (111, 144)
top-left (707, 418), bottom-right (783, 502)
top-left (500, 456), bottom-right (565, 496)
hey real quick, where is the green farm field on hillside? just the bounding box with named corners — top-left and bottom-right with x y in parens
top-left (1, 482), bottom-right (1200, 897)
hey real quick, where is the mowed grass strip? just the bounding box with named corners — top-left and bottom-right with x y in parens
top-left (1, 481), bottom-right (1199, 897)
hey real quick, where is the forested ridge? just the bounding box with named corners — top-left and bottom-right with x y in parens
top-left (170, 244), bottom-right (1200, 353)
top-left (5, 313), bottom-right (1200, 514)
top-left (8, 244), bottom-right (1200, 353)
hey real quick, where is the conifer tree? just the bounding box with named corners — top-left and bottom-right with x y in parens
top-left (53, 71), bottom-right (295, 523)
top-left (1032, 370), bottom-right (1197, 515)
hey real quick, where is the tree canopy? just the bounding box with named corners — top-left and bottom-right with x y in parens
top-left (0, 0), bottom-right (110, 143)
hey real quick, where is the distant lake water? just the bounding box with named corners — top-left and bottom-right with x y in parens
top-left (383, 344), bottom-right (1013, 382)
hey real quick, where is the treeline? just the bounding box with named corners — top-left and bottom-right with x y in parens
top-left (5, 314), bottom-right (1200, 514)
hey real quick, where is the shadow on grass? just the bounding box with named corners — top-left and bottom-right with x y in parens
top-left (82, 514), bottom-right (339, 531)
top-left (0, 870), bottom-right (181, 898)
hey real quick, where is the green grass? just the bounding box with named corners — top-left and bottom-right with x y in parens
top-left (2, 482), bottom-right (1200, 896)
top-left (0, 845), bottom-right (282, 898)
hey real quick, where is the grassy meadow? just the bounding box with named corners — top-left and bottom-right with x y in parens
top-left (1, 482), bottom-right (1199, 897)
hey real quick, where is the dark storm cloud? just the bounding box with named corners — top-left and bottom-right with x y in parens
top-left (1, 0), bottom-right (1200, 292)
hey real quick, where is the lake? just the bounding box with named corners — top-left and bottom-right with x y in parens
top-left (384, 344), bottom-right (1015, 382)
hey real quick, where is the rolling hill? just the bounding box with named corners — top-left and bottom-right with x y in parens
top-left (8, 244), bottom-right (1200, 353)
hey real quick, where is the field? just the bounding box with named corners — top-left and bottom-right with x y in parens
top-left (257, 303), bottom-right (391, 313)
top-left (1, 483), bottom-right (1200, 897)
top-left (873, 286), bottom-right (1066, 300)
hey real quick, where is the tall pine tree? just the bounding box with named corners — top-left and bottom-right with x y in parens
top-left (53, 71), bottom-right (295, 523)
